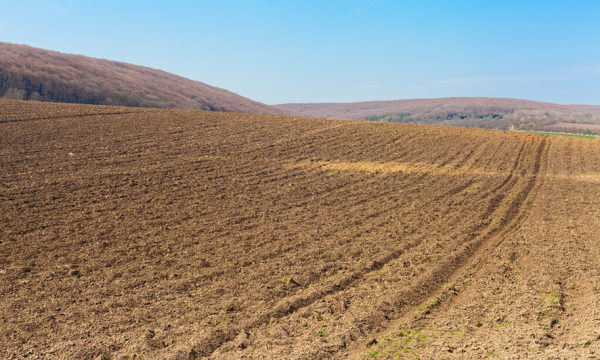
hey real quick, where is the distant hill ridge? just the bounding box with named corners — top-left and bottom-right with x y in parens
top-left (275, 97), bottom-right (600, 120)
top-left (0, 42), bottom-right (292, 115)
top-left (276, 97), bottom-right (600, 135)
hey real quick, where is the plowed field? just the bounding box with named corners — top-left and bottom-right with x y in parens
top-left (1, 99), bottom-right (599, 360)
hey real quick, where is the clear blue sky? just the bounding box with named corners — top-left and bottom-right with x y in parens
top-left (1, 0), bottom-right (599, 105)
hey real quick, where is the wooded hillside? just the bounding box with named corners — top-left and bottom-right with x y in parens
top-left (0, 42), bottom-right (292, 115)
top-left (277, 97), bottom-right (600, 134)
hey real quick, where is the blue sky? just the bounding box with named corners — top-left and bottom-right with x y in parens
top-left (1, 0), bottom-right (599, 105)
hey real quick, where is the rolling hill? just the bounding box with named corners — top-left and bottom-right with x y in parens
top-left (276, 97), bottom-right (600, 134)
top-left (275, 97), bottom-right (599, 120)
top-left (0, 42), bottom-right (292, 115)
top-left (568, 104), bottom-right (600, 115)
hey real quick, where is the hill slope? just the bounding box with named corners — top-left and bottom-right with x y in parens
top-left (568, 104), bottom-right (600, 115)
top-left (0, 42), bottom-right (292, 115)
top-left (276, 97), bottom-right (600, 134)
top-left (2, 100), bottom-right (600, 359)
top-left (275, 97), bottom-right (593, 119)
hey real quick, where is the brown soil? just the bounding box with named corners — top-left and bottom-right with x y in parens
top-left (1, 99), bottom-right (599, 360)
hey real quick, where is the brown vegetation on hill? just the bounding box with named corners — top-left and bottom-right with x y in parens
top-left (2, 100), bottom-right (600, 359)
top-left (276, 97), bottom-right (600, 135)
top-left (275, 97), bottom-right (593, 120)
top-left (0, 42), bottom-right (292, 115)
top-left (568, 104), bottom-right (600, 115)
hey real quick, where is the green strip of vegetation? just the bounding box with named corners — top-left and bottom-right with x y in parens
top-left (366, 113), bottom-right (411, 122)
top-left (522, 131), bottom-right (597, 139)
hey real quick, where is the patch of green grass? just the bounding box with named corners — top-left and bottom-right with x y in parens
top-left (417, 298), bottom-right (440, 314)
top-left (522, 131), bottom-right (596, 139)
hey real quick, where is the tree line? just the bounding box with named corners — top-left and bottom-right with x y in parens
top-left (366, 109), bottom-right (600, 135)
